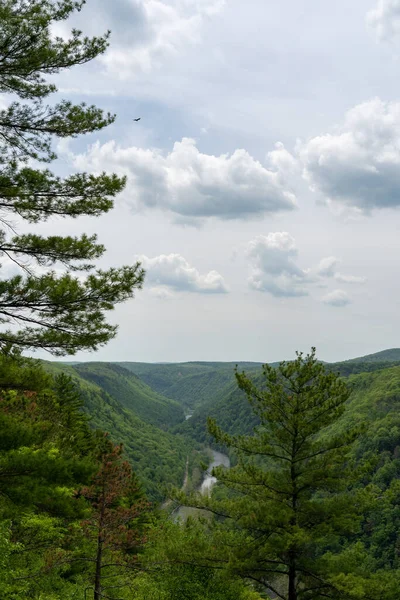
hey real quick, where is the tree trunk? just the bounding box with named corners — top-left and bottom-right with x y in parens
top-left (289, 432), bottom-right (298, 600)
top-left (288, 550), bottom-right (297, 600)
top-left (94, 532), bottom-right (103, 600)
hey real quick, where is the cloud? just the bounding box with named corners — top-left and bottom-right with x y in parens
top-left (244, 237), bottom-right (366, 299)
top-left (148, 286), bottom-right (174, 300)
top-left (334, 273), bottom-right (367, 284)
top-left (316, 256), bottom-right (340, 277)
top-left (62, 0), bottom-right (225, 77)
top-left (299, 98), bottom-right (400, 211)
top-left (322, 289), bottom-right (351, 307)
top-left (72, 138), bottom-right (297, 222)
top-left (366, 0), bottom-right (400, 42)
top-left (316, 257), bottom-right (366, 284)
top-left (245, 233), bottom-right (310, 297)
top-left (138, 253), bottom-right (228, 294)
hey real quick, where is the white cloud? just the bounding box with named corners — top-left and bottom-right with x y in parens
top-left (244, 238), bottom-right (366, 299)
top-left (138, 253), bottom-right (228, 294)
top-left (102, 0), bottom-right (225, 77)
top-left (72, 138), bottom-right (297, 222)
top-left (366, 0), bottom-right (400, 42)
top-left (334, 273), bottom-right (367, 284)
top-left (322, 289), bottom-right (351, 307)
top-left (52, 0), bottom-right (225, 77)
top-left (316, 256), bottom-right (340, 277)
top-left (299, 98), bottom-right (400, 211)
top-left (316, 257), bottom-right (366, 284)
top-left (245, 233), bottom-right (310, 298)
top-left (148, 286), bottom-right (174, 300)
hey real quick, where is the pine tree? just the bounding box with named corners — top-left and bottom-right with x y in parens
top-left (0, 353), bottom-right (97, 597)
top-left (0, 0), bottom-right (144, 355)
top-left (79, 440), bottom-right (148, 600)
top-left (181, 349), bottom-right (362, 600)
top-left (0, 356), bottom-right (95, 516)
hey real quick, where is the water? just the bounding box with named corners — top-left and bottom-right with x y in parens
top-left (200, 450), bottom-right (230, 495)
top-left (173, 449), bottom-right (230, 521)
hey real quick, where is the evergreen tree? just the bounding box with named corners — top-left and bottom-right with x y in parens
top-left (0, 353), bottom-right (97, 597)
top-left (78, 440), bottom-right (148, 600)
top-left (136, 517), bottom-right (264, 600)
top-left (179, 349), bottom-right (362, 600)
top-left (0, 0), bottom-right (144, 355)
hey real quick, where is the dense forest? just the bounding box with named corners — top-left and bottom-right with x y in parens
top-left (2, 348), bottom-right (400, 598)
top-left (41, 361), bottom-right (203, 502)
top-left (1, 1), bottom-right (400, 598)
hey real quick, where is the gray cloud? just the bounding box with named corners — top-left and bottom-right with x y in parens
top-left (245, 239), bottom-right (366, 299)
top-left (299, 98), bottom-right (400, 212)
top-left (366, 0), bottom-right (400, 42)
top-left (334, 273), bottom-right (367, 284)
top-left (322, 289), bottom-right (351, 307)
top-left (316, 256), bottom-right (339, 277)
top-left (246, 233), bottom-right (310, 298)
top-left (316, 257), bottom-right (366, 284)
top-left (138, 253), bottom-right (228, 294)
top-left (73, 138), bottom-right (297, 222)
top-left (53, 0), bottom-right (225, 76)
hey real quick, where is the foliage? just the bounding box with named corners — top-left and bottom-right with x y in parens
top-left (2, 349), bottom-right (400, 598)
top-left (78, 441), bottom-right (149, 600)
top-left (341, 348), bottom-right (400, 364)
top-left (133, 517), bottom-right (264, 600)
top-left (75, 362), bottom-right (184, 428)
top-left (177, 379), bottom-right (260, 449)
top-left (177, 350), bottom-right (363, 600)
top-left (0, 353), bottom-right (156, 599)
top-left (0, 0), bottom-right (144, 354)
top-left (120, 361), bottom-right (264, 410)
top-left (326, 360), bottom-right (400, 377)
top-left (0, 352), bottom-right (97, 598)
top-left (44, 360), bottom-right (200, 502)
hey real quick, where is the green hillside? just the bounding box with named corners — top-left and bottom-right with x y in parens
top-left (334, 365), bottom-right (400, 448)
top-left (344, 348), bottom-right (400, 364)
top-left (118, 361), bottom-right (264, 410)
top-left (180, 361), bottom-right (400, 454)
top-left (73, 362), bottom-right (184, 428)
top-left (118, 353), bottom-right (400, 414)
top-left (42, 362), bottom-right (197, 502)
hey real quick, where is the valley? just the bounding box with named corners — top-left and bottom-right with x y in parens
top-left (48, 348), bottom-right (400, 507)
top-left (2, 346), bottom-right (400, 599)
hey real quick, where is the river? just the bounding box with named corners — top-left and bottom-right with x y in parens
top-left (173, 449), bottom-right (230, 521)
top-left (200, 450), bottom-right (230, 495)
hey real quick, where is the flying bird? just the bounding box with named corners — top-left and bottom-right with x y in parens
top-left (133, 117), bottom-right (141, 122)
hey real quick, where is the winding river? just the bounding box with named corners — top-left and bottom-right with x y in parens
top-left (174, 449), bottom-right (230, 521)
top-left (200, 450), bottom-right (230, 495)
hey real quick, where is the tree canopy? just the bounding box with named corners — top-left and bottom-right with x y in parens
top-left (0, 0), bottom-right (144, 355)
top-left (177, 349), bottom-right (363, 600)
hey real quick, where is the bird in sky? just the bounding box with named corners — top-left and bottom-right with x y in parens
top-left (133, 117), bottom-right (141, 122)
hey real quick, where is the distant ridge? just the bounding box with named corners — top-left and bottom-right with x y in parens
top-left (344, 348), bottom-right (400, 364)
top-left (62, 351), bottom-right (400, 368)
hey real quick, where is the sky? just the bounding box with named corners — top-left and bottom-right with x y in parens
top-left (33, 0), bottom-right (400, 363)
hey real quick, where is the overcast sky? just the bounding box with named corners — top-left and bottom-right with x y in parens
top-left (42, 0), bottom-right (400, 363)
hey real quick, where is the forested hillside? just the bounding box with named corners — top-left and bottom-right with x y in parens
top-left (4, 349), bottom-right (400, 599)
top-left (344, 348), bottom-right (400, 364)
top-left (172, 351), bottom-right (400, 599)
top-left (327, 348), bottom-right (400, 376)
top-left (73, 362), bottom-right (184, 428)
top-left (43, 362), bottom-right (197, 502)
top-left (177, 357), bottom-right (400, 456)
top-left (118, 361), bottom-right (264, 410)
top-left (118, 351), bottom-right (400, 418)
